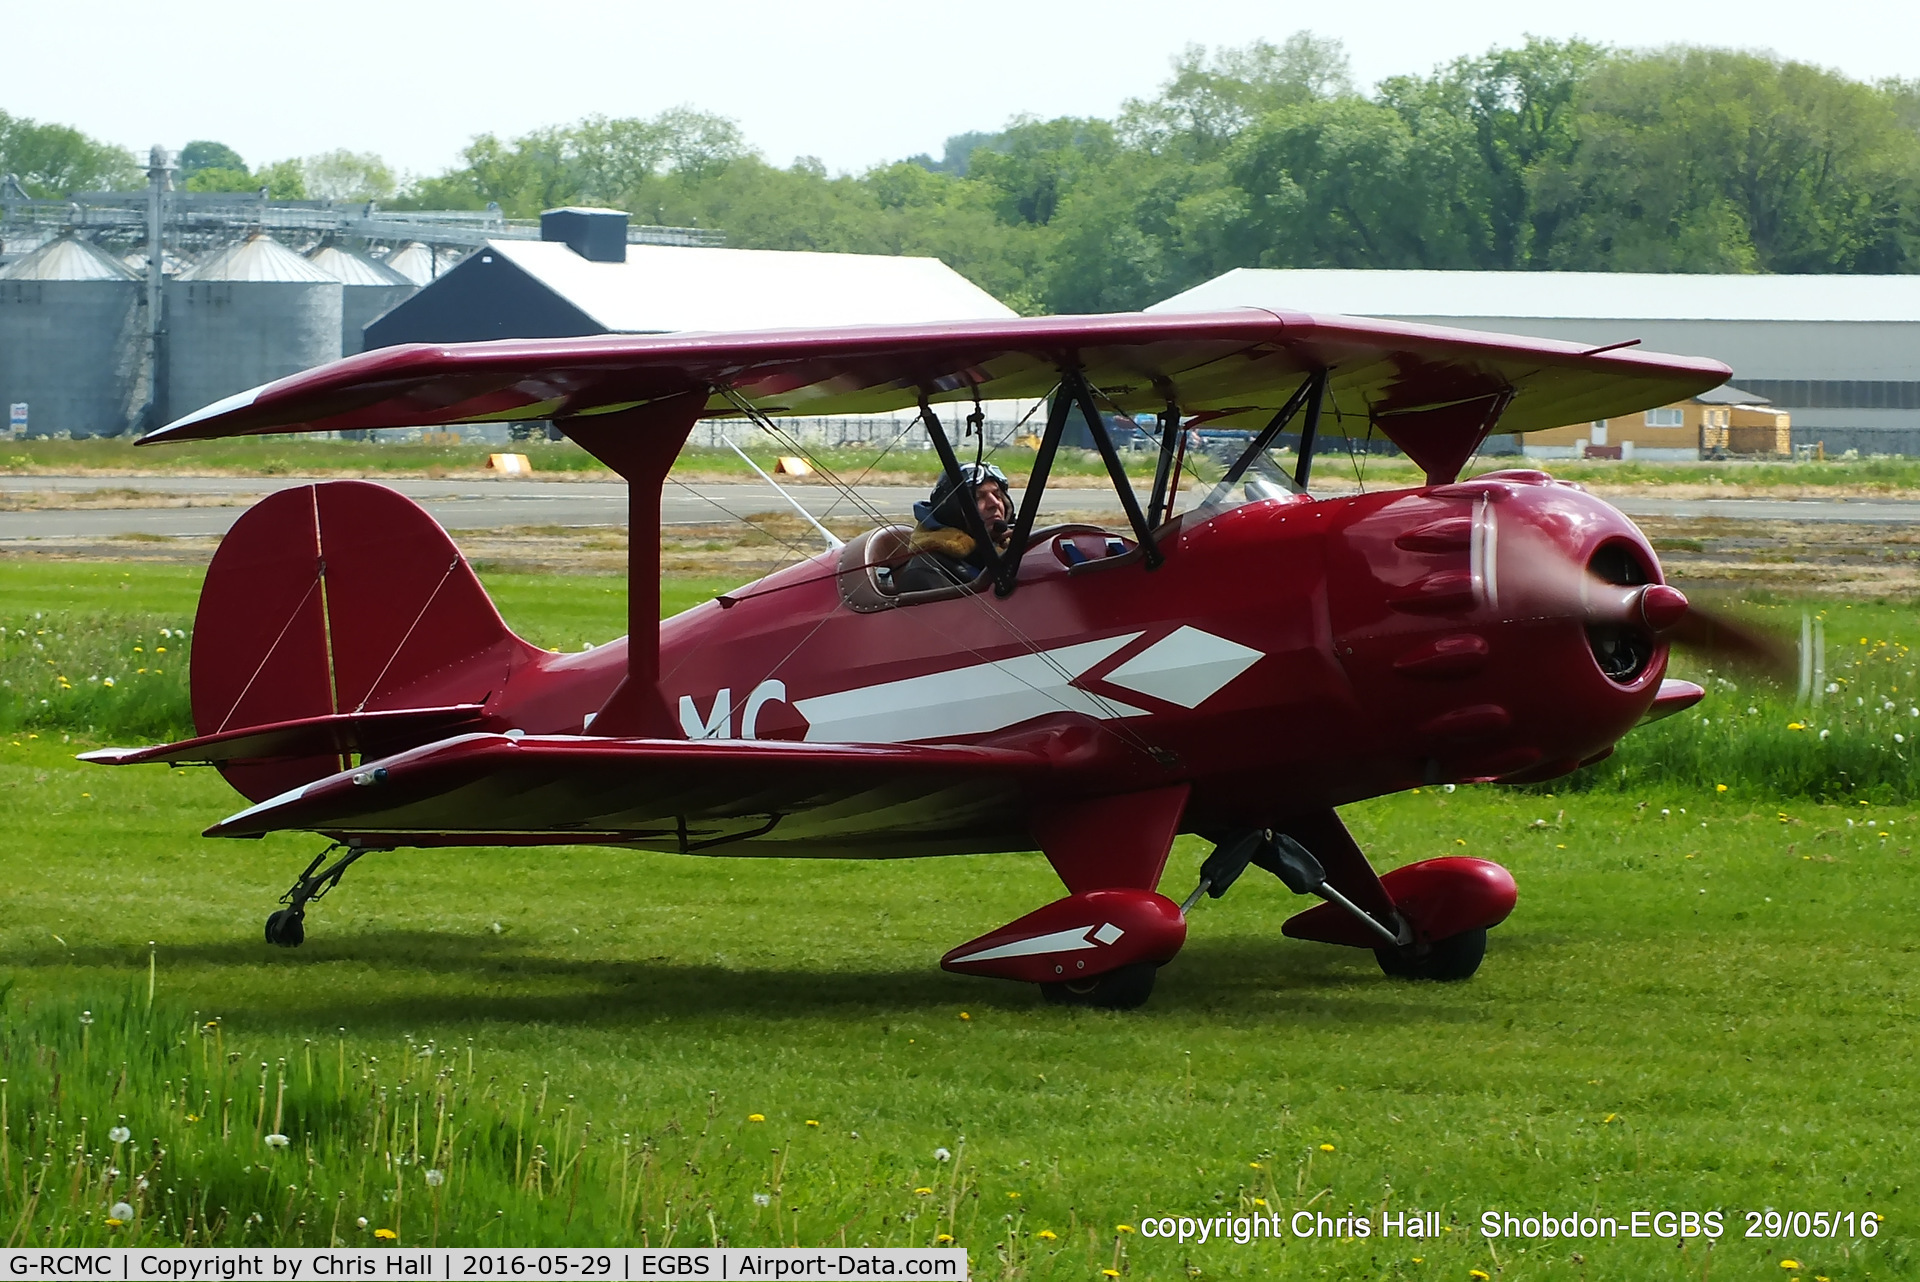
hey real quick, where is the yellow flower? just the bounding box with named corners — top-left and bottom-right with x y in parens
top-left (1471, 1271), bottom-right (1490, 1281)
top-left (1455, 838), bottom-right (1467, 845)
top-left (1604, 1113), bottom-right (1617, 1123)
top-left (184, 1113), bottom-right (199, 1123)
top-left (106, 1218), bottom-right (125, 1228)
top-left (748, 1113), bottom-right (765, 1122)
top-left (374, 1229), bottom-right (397, 1241)
top-left (1007, 1192), bottom-right (1020, 1199)
top-left (1716, 784), bottom-right (1728, 792)
top-left (1319, 1144), bottom-right (1336, 1152)
top-left (1036, 1230), bottom-right (1057, 1241)
top-left (1115, 1224), bottom-right (1134, 1234)
top-left (958, 1011), bottom-right (971, 1020)
top-left (914, 1187), bottom-right (933, 1196)
top-left (1787, 722), bottom-right (1804, 730)
top-left (805, 1120), bottom-right (819, 1127)
top-left (935, 1234), bottom-right (953, 1244)
top-left (1103, 1272), bottom-right (1121, 1279)
top-left (1252, 1198), bottom-right (1268, 1207)
top-left (1780, 1264), bottom-right (1801, 1272)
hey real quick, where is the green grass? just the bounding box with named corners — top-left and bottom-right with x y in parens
top-left (0, 740), bottom-right (1911, 1274)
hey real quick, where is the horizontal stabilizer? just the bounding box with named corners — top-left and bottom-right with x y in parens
top-left (206, 733), bottom-right (1049, 856)
top-left (79, 704), bottom-right (491, 767)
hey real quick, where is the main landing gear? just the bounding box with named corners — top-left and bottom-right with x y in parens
top-left (264, 843), bottom-right (370, 948)
top-left (1183, 815), bottom-right (1516, 983)
top-left (1041, 961), bottom-right (1160, 1010)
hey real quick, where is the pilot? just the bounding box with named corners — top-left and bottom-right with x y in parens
top-left (895, 462), bottom-right (1013, 592)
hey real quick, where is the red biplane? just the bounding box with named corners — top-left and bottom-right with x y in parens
top-left (88, 309), bottom-right (1741, 1008)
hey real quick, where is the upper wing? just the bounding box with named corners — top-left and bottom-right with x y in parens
top-left (205, 732), bottom-right (1051, 857)
top-left (144, 309), bottom-right (1729, 452)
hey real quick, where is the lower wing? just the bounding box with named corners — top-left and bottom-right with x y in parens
top-left (208, 733), bottom-right (1052, 858)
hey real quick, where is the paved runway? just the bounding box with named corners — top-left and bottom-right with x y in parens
top-left (5, 474), bottom-right (1920, 540)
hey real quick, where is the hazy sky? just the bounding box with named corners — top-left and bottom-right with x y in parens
top-left (11, 0), bottom-right (1917, 182)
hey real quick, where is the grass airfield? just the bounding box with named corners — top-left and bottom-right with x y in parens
top-left (1, 562), bottom-right (1916, 1278)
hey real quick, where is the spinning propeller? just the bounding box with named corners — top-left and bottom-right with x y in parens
top-left (1497, 518), bottom-right (1795, 685)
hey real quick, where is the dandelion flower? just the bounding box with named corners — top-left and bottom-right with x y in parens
top-left (424, 1169), bottom-right (444, 1187)
top-left (264, 1133), bottom-right (290, 1149)
top-left (1471, 1272), bottom-right (1491, 1281)
top-left (1253, 1198), bottom-right (1268, 1207)
top-left (108, 1126), bottom-right (131, 1144)
top-left (958, 1011), bottom-right (970, 1020)
top-left (374, 1228), bottom-right (397, 1241)
top-left (935, 1234), bottom-right (953, 1244)
top-left (748, 1113), bottom-right (765, 1123)
top-left (1116, 1223), bottom-right (1135, 1234)
top-left (1319, 1144), bottom-right (1336, 1152)
top-left (1249, 1161), bottom-right (1264, 1169)
top-left (805, 1120), bottom-right (819, 1127)
top-left (109, 1201), bottom-right (134, 1222)
top-left (1787, 722), bottom-right (1803, 730)
top-left (1780, 1262), bottom-right (1801, 1271)
top-left (1716, 784), bottom-right (1728, 793)
top-left (753, 1193), bottom-right (772, 1207)
top-left (1036, 1230), bottom-right (1057, 1241)
top-left (914, 1188), bottom-right (933, 1197)
top-left (934, 1147), bottom-right (951, 1162)
top-left (1008, 1191), bottom-right (1020, 1199)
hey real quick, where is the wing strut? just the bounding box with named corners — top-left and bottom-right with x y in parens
top-left (551, 392), bottom-right (706, 738)
top-left (994, 385), bottom-right (1073, 595)
top-left (1066, 371), bottom-right (1161, 570)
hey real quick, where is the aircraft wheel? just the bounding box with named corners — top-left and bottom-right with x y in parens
top-left (264, 908), bottom-right (305, 949)
top-left (1376, 928), bottom-right (1486, 982)
top-left (1040, 962), bottom-right (1158, 1010)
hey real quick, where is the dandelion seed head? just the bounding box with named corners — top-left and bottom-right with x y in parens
top-left (108, 1127), bottom-right (130, 1144)
top-left (934, 1147), bottom-right (951, 1162)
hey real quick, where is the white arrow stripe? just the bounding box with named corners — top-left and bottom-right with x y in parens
top-left (795, 634), bottom-right (1147, 743)
top-left (948, 925), bottom-right (1102, 965)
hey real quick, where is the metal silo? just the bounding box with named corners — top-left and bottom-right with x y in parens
top-left (0, 235), bottom-right (144, 438)
top-left (383, 241), bottom-right (437, 286)
top-left (166, 234), bottom-right (342, 419)
top-left (307, 245), bottom-right (416, 355)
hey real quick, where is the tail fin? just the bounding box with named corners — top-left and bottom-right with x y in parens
top-left (193, 480), bottom-right (536, 801)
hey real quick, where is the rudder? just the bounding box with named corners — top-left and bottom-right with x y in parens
top-left (193, 480), bottom-right (534, 801)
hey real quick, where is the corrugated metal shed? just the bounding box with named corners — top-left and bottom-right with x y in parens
top-left (1150, 268), bottom-right (1920, 324)
top-left (308, 244), bottom-right (409, 287)
top-left (0, 235), bottom-right (139, 282)
top-left (368, 240), bottom-right (1014, 350)
top-left (180, 234), bottom-right (336, 284)
top-left (487, 240), bottom-right (1015, 331)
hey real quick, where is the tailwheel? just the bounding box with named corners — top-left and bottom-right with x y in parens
top-left (263, 842), bottom-right (371, 949)
top-left (264, 907), bottom-right (306, 949)
top-left (1040, 962), bottom-right (1159, 1010)
top-left (1375, 927), bottom-right (1487, 982)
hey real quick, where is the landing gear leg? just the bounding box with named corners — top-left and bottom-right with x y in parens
top-left (1040, 962), bottom-right (1159, 1010)
top-left (264, 843), bottom-right (368, 948)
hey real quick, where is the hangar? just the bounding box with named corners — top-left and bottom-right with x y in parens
top-left (366, 206), bottom-right (1014, 349)
top-left (1150, 269), bottom-right (1920, 455)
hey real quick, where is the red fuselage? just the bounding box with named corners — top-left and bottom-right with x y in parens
top-left (474, 469), bottom-right (1668, 854)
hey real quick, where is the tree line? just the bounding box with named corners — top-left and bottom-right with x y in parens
top-left (7, 34), bottom-right (1920, 313)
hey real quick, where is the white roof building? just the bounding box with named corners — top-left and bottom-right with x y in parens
top-left (368, 208), bottom-right (1014, 351)
top-left (1152, 268), bottom-right (1920, 446)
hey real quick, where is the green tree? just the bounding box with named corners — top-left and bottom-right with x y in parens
top-left (303, 150), bottom-right (395, 201)
top-left (966, 116), bottom-right (1116, 226)
top-left (0, 111), bottom-right (139, 195)
top-left (178, 140), bottom-right (246, 176)
top-left (1122, 32), bottom-right (1354, 159)
top-left (1553, 49), bottom-right (1920, 272)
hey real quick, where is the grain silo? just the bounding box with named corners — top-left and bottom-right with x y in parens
top-left (383, 241), bottom-right (437, 286)
top-left (308, 244), bottom-right (415, 354)
top-left (0, 235), bottom-right (144, 438)
top-left (167, 234), bottom-right (342, 420)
